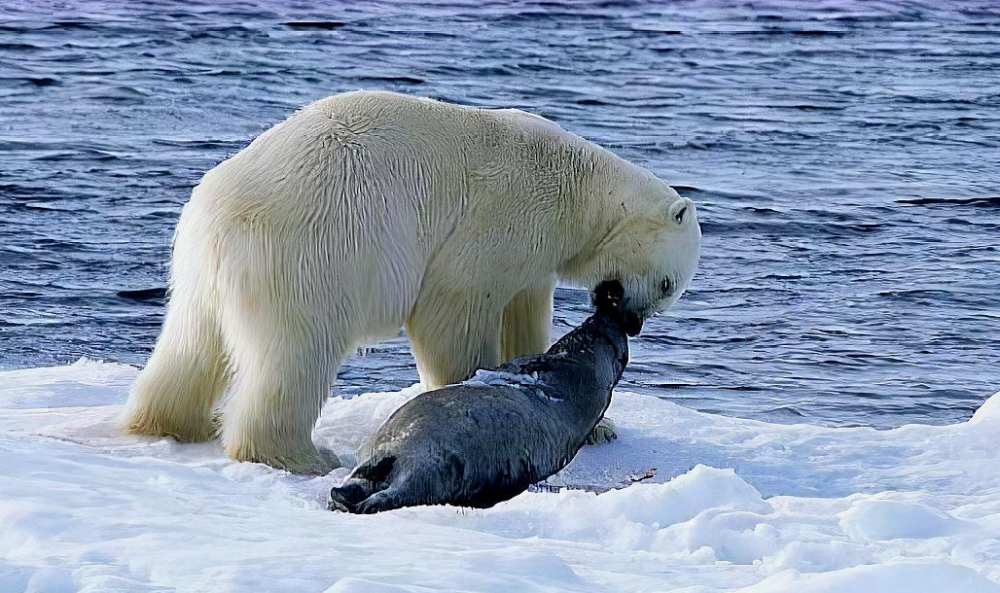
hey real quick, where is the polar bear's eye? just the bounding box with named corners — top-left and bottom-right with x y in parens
top-left (674, 206), bottom-right (688, 224)
top-left (661, 277), bottom-right (672, 295)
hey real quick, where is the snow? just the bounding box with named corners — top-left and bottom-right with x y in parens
top-left (1, 359), bottom-right (998, 593)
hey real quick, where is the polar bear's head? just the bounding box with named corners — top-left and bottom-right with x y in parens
top-left (586, 182), bottom-right (701, 335)
top-left (629, 194), bottom-right (700, 313)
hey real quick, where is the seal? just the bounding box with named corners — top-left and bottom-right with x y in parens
top-left (328, 280), bottom-right (635, 514)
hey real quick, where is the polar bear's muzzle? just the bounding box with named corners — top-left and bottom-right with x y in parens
top-left (617, 296), bottom-right (646, 336)
top-left (621, 310), bottom-right (644, 337)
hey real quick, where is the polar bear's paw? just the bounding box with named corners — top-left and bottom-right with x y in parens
top-left (231, 443), bottom-right (341, 475)
top-left (310, 447), bottom-right (343, 474)
top-left (585, 417), bottom-right (618, 446)
top-left (278, 447), bottom-right (341, 475)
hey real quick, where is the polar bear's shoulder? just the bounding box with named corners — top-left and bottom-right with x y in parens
top-left (495, 108), bottom-right (568, 136)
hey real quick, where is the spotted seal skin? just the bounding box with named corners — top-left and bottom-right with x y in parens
top-left (328, 280), bottom-right (634, 514)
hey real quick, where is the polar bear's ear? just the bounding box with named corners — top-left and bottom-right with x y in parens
top-left (668, 199), bottom-right (691, 228)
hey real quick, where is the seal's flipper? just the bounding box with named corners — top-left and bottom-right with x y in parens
top-left (353, 487), bottom-right (414, 514)
top-left (329, 454), bottom-right (400, 512)
top-left (585, 417), bottom-right (618, 446)
top-left (328, 480), bottom-right (373, 512)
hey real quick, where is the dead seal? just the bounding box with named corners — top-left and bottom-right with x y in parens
top-left (328, 280), bottom-right (636, 514)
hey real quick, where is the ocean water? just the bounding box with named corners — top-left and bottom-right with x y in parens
top-left (1, 0), bottom-right (997, 428)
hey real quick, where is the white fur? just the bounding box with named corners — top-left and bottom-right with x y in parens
top-left (120, 91), bottom-right (701, 472)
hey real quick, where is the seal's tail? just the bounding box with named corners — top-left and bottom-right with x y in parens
top-left (328, 480), bottom-right (371, 512)
top-left (329, 481), bottom-right (413, 514)
top-left (329, 454), bottom-right (399, 513)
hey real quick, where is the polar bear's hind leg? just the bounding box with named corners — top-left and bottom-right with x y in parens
top-left (218, 279), bottom-right (347, 474)
top-left (221, 328), bottom-right (344, 473)
top-left (121, 287), bottom-right (228, 443)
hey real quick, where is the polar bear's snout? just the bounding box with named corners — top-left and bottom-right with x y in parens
top-left (620, 310), bottom-right (645, 337)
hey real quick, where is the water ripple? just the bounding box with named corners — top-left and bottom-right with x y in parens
top-left (1, 0), bottom-right (997, 428)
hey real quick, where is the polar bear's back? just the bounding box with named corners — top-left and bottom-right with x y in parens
top-left (194, 93), bottom-right (575, 242)
top-left (191, 91), bottom-right (632, 267)
top-left (200, 92), bottom-right (473, 229)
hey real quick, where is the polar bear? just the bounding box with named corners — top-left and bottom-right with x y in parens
top-left (121, 91), bottom-right (701, 473)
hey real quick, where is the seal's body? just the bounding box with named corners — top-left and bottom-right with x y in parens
top-left (329, 281), bottom-right (632, 514)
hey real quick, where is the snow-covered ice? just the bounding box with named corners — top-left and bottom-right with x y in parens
top-left (1, 359), bottom-right (998, 593)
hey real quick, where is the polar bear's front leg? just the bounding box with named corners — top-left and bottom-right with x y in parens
top-left (406, 289), bottom-right (503, 389)
top-left (501, 277), bottom-right (556, 362)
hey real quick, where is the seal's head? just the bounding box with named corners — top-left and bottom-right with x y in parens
top-left (593, 279), bottom-right (643, 337)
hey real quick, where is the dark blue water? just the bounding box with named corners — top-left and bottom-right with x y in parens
top-left (2, 0), bottom-right (998, 428)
